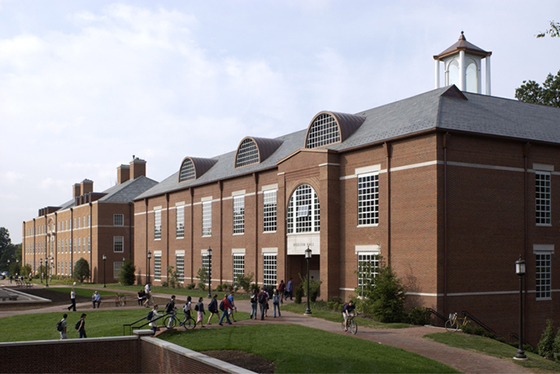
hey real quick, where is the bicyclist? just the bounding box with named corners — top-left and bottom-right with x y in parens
top-left (342, 300), bottom-right (356, 332)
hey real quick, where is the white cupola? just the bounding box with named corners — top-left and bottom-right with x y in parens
top-left (434, 32), bottom-right (492, 95)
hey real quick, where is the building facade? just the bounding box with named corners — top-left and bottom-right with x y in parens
top-left (22, 158), bottom-right (157, 283)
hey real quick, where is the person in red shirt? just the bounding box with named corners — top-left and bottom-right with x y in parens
top-left (218, 294), bottom-right (232, 326)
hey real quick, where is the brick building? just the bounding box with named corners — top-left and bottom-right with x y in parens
top-left (22, 158), bottom-right (157, 283)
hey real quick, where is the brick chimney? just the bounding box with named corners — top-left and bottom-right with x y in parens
top-left (73, 183), bottom-right (81, 198)
top-left (117, 164), bottom-right (130, 184)
top-left (81, 179), bottom-right (93, 195)
top-left (130, 157), bottom-right (146, 180)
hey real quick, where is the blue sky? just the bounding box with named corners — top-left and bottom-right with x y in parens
top-left (1, 0), bottom-right (559, 243)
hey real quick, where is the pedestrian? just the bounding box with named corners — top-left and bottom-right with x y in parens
top-left (264, 288), bottom-right (270, 317)
top-left (218, 294), bottom-right (232, 326)
top-left (164, 295), bottom-right (176, 328)
top-left (137, 289), bottom-right (146, 306)
top-left (277, 280), bottom-right (285, 304)
top-left (68, 288), bottom-right (76, 311)
top-left (273, 289), bottom-right (281, 317)
top-left (148, 304), bottom-right (160, 333)
top-left (195, 297), bottom-right (206, 328)
top-left (207, 294), bottom-right (218, 325)
top-left (257, 288), bottom-right (268, 320)
top-left (286, 278), bottom-right (293, 300)
top-left (58, 313), bottom-right (68, 339)
top-left (250, 289), bottom-right (258, 319)
top-left (92, 291), bottom-right (97, 309)
top-left (76, 313), bottom-right (87, 338)
top-left (227, 291), bottom-right (237, 322)
top-left (182, 296), bottom-right (192, 321)
top-left (94, 291), bottom-right (101, 308)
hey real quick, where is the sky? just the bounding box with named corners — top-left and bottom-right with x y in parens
top-left (1, 0), bottom-right (559, 244)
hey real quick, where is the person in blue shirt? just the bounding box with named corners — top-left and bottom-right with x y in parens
top-left (342, 300), bottom-right (356, 331)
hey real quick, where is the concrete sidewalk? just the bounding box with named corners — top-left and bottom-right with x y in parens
top-left (0, 284), bottom-right (533, 373)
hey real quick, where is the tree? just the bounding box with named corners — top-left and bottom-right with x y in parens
top-left (515, 70), bottom-right (560, 108)
top-left (0, 228), bottom-right (17, 271)
top-left (537, 21), bottom-right (560, 38)
top-left (73, 258), bottom-right (90, 283)
top-left (538, 319), bottom-right (556, 359)
top-left (120, 259), bottom-right (136, 286)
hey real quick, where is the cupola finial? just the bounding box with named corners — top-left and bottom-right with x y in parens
top-left (460, 31), bottom-right (466, 41)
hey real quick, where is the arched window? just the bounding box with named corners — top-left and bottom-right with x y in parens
top-left (466, 61), bottom-right (478, 93)
top-left (287, 184), bottom-right (320, 234)
top-left (179, 158), bottom-right (195, 182)
top-left (305, 113), bottom-right (340, 149)
top-left (235, 138), bottom-right (259, 167)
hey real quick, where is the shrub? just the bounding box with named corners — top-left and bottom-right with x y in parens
top-left (167, 266), bottom-right (180, 288)
top-left (119, 259), bottom-right (136, 286)
top-left (406, 307), bottom-right (429, 326)
top-left (186, 283), bottom-right (195, 290)
top-left (300, 274), bottom-right (322, 302)
top-left (235, 272), bottom-right (254, 293)
top-left (327, 296), bottom-right (344, 312)
top-left (538, 319), bottom-right (556, 359)
top-left (73, 258), bottom-right (90, 283)
top-left (295, 283), bottom-right (303, 304)
top-left (553, 327), bottom-right (560, 361)
top-left (365, 265), bottom-right (406, 323)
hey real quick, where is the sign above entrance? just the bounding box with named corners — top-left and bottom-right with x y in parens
top-left (287, 233), bottom-right (320, 255)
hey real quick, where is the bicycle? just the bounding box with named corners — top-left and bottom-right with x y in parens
top-left (341, 313), bottom-right (358, 335)
top-left (164, 312), bottom-right (197, 330)
top-left (445, 312), bottom-right (469, 332)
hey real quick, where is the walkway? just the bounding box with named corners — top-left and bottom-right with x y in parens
top-left (0, 283), bottom-right (532, 373)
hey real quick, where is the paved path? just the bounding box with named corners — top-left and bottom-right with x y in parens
top-left (0, 283), bottom-right (532, 373)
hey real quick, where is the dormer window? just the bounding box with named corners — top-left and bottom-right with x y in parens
top-left (178, 157), bottom-right (217, 183)
top-left (179, 159), bottom-right (196, 182)
top-left (305, 113), bottom-right (340, 149)
top-left (235, 138), bottom-right (259, 167)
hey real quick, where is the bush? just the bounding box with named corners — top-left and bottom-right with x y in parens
top-left (295, 283), bottom-right (303, 304)
top-left (300, 274), bottom-right (322, 302)
top-left (186, 283), bottom-right (195, 290)
top-left (461, 324), bottom-right (485, 336)
top-left (538, 319), bottom-right (556, 359)
top-left (327, 296), bottom-right (344, 312)
top-left (363, 265), bottom-right (406, 323)
top-left (235, 272), bottom-right (254, 293)
top-left (406, 307), bottom-right (429, 326)
top-left (553, 327), bottom-right (560, 361)
top-left (73, 258), bottom-right (90, 283)
top-left (119, 259), bottom-right (136, 286)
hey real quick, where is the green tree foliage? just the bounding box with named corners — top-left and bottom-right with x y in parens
top-left (120, 259), bottom-right (136, 286)
top-left (515, 70), bottom-right (560, 108)
top-left (234, 272), bottom-right (254, 293)
top-left (300, 274), bottom-right (322, 302)
top-left (196, 266), bottom-right (208, 291)
top-left (72, 258), bottom-right (90, 283)
top-left (537, 21), bottom-right (560, 38)
top-left (358, 264), bottom-right (406, 323)
top-left (538, 319), bottom-right (556, 359)
top-left (0, 228), bottom-right (18, 271)
top-left (166, 265), bottom-right (180, 288)
top-left (553, 327), bottom-right (560, 361)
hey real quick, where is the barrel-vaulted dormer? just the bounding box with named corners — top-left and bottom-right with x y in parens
top-left (304, 111), bottom-right (365, 149)
top-left (234, 136), bottom-right (283, 168)
top-left (434, 31), bottom-right (492, 95)
top-left (178, 157), bottom-right (217, 182)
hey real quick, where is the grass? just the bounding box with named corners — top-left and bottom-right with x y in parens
top-left (162, 324), bottom-right (459, 373)
top-left (426, 332), bottom-right (560, 373)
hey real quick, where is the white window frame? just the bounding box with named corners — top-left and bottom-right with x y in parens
top-left (356, 245), bottom-right (380, 297)
top-left (113, 261), bottom-right (124, 279)
top-left (176, 250), bottom-right (185, 282)
top-left (154, 251), bottom-right (162, 281)
top-left (358, 172), bottom-right (379, 226)
top-left (262, 248), bottom-right (278, 287)
top-left (202, 200), bottom-right (212, 237)
top-left (233, 195), bottom-right (245, 234)
top-left (113, 214), bottom-right (124, 226)
top-left (232, 250), bottom-right (245, 284)
top-left (263, 190), bottom-right (277, 232)
top-left (536, 171), bottom-right (551, 226)
top-left (176, 205), bottom-right (185, 239)
top-left (154, 208), bottom-right (162, 240)
top-left (306, 113), bottom-right (341, 149)
top-left (202, 252), bottom-right (212, 280)
top-left (534, 244), bottom-right (554, 300)
top-left (287, 184), bottom-right (320, 234)
top-left (113, 236), bottom-right (124, 253)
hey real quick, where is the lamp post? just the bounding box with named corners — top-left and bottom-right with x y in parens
top-left (45, 256), bottom-right (49, 287)
top-left (147, 251), bottom-right (152, 285)
top-left (514, 257), bottom-right (528, 361)
top-left (39, 258), bottom-right (43, 284)
top-left (304, 246), bottom-right (312, 315)
top-left (102, 254), bottom-right (107, 288)
top-left (207, 248), bottom-right (213, 298)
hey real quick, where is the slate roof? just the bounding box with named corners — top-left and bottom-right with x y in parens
top-left (136, 85), bottom-right (560, 200)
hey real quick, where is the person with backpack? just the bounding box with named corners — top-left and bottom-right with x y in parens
top-left (164, 295), bottom-right (176, 329)
top-left (257, 289), bottom-right (268, 320)
top-left (195, 297), bottom-right (206, 328)
top-left (285, 278), bottom-right (293, 301)
top-left (182, 296), bottom-right (192, 324)
top-left (227, 291), bottom-right (237, 322)
top-left (207, 294), bottom-right (218, 325)
top-left (148, 304), bottom-right (160, 333)
top-left (217, 294), bottom-right (232, 326)
top-left (273, 289), bottom-right (281, 317)
top-left (249, 289), bottom-right (258, 319)
top-left (76, 313), bottom-right (87, 338)
top-left (57, 313), bottom-right (68, 339)
top-left (277, 280), bottom-right (285, 304)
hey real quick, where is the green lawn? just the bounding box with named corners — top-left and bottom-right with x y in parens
top-left (426, 332), bottom-right (560, 373)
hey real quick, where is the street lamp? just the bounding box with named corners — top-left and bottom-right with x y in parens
top-left (514, 257), bottom-right (527, 361)
top-left (207, 248), bottom-right (213, 298)
top-left (147, 251), bottom-right (152, 285)
top-left (40, 258), bottom-right (43, 284)
top-left (102, 254), bottom-right (107, 288)
top-left (45, 256), bottom-right (49, 287)
top-left (304, 246), bottom-right (312, 315)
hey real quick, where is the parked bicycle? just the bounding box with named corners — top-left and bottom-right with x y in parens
top-left (445, 312), bottom-right (469, 332)
top-left (163, 311), bottom-right (196, 330)
top-left (341, 314), bottom-right (358, 335)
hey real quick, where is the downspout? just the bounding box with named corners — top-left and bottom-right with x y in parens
top-left (89, 203), bottom-right (93, 282)
top-left (54, 212), bottom-right (58, 278)
top-left (384, 142), bottom-right (392, 266)
top-left (70, 208), bottom-right (74, 275)
top-left (190, 188), bottom-right (194, 284)
top-left (145, 199), bottom-right (149, 283)
top-left (166, 193), bottom-right (170, 282)
top-left (218, 181), bottom-right (223, 283)
top-left (254, 173), bottom-right (259, 285)
top-left (128, 202), bottom-right (133, 261)
top-left (523, 142), bottom-right (530, 340)
top-left (443, 132), bottom-right (450, 317)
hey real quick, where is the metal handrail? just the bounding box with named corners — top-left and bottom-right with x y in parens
top-left (122, 311), bottom-right (168, 335)
top-left (426, 308), bottom-right (447, 324)
top-left (461, 310), bottom-right (497, 335)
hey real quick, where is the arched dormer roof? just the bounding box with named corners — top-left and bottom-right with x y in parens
top-left (235, 136), bottom-right (283, 168)
top-left (178, 157), bottom-right (217, 182)
top-left (304, 111), bottom-right (366, 149)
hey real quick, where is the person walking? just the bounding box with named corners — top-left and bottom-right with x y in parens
top-left (227, 291), bottom-right (237, 322)
top-left (217, 294), bottom-right (232, 326)
top-left (148, 304), bottom-right (160, 333)
top-left (277, 280), bottom-right (285, 304)
top-left (68, 288), bottom-right (76, 311)
top-left (285, 278), bottom-right (293, 301)
top-left (257, 288), bottom-right (268, 320)
top-left (195, 297), bottom-right (206, 328)
top-left (249, 289), bottom-right (258, 319)
top-left (207, 294), bottom-right (218, 325)
top-left (58, 313), bottom-right (68, 339)
top-left (76, 313), bottom-right (87, 338)
top-left (164, 295), bottom-right (176, 329)
top-left (273, 289), bottom-right (281, 317)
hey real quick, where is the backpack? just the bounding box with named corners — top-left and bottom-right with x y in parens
top-left (219, 300), bottom-right (225, 311)
top-left (194, 303), bottom-right (199, 312)
top-left (273, 294), bottom-right (279, 304)
top-left (147, 311), bottom-right (154, 321)
top-left (258, 292), bottom-right (266, 304)
top-left (250, 294), bottom-right (257, 303)
top-left (183, 303), bottom-right (190, 314)
top-left (56, 320), bottom-right (64, 332)
top-left (208, 299), bottom-right (217, 313)
top-left (75, 320), bottom-right (81, 330)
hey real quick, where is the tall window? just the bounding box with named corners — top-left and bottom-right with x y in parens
top-left (233, 196), bottom-right (245, 234)
top-left (154, 209), bottom-right (162, 240)
top-left (202, 201), bottom-right (212, 236)
top-left (358, 173), bottom-right (379, 226)
top-left (263, 190), bottom-right (277, 232)
top-left (263, 254), bottom-right (277, 287)
top-left (287, 184), bottom-right (320, 234)
top-left (357, 252), bottom-right (379, 297)
top-left (154, 253), bottom-right (162, 281)
top-left (306, 113), bottom-right (340, 148)
top-left (114, 236), bottom-right (124, 253)
top-left (176, 252), bottom-right (185, 282)
top-left (536, 171), bottom-right (551, 225)
top-left (233, 254), bottom-right (245, 284)
top-left (536, 252), bottom-right (552, 299)
top-left (202, 254), bottom-right (212, 280)
top-left (235, 138), bottom-right (259, 167)
top-left (113, 214), bottom-right (124, 226)
top-left (113, 261), bottom-right (123, 279)
top-left (176, 206), bottom-right (185, 239)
